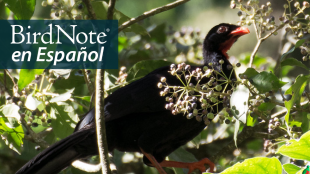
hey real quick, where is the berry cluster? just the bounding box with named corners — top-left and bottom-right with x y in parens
top-left (116, 66), bottom-right (128, 86)
top-left (263, 139), bottom-right (277, 153)
top-left (168, 26), bottom-right (204, 64)
top-left (157, 61), bottom-right (238, 125)
top-left (231, 0), bottom-right (310, 38)
top-left (301, 42), bottom-right (310, 61)
top-left (41, 0), bottom-right (85, 20)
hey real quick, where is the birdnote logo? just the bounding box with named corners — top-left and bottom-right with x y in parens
top-left (0, 20), bottom-right (118, 69)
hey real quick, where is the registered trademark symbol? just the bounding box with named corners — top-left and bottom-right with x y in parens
top-left (106, 28), bottom-right (110, 32)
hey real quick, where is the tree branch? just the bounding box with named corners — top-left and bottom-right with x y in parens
top-left (82, 0), bottom-right (96, 20)
top-left (21, 118), bottom-right (50, 149)
top-left (118, 0), bottom-right (190, 33)
top-left (107, 0), bottom-right (116, 20)
top-left (95, 68), bottom-right (111, 174)
top-left (209, 122), bottom-right (267, 162)
top-left (82, 69), bottom-right (94, 95)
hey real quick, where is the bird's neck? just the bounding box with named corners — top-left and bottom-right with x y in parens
top-left (202, 42), bottom-right (232, 74)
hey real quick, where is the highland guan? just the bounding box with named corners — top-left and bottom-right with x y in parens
top-left (16, 23), bottom-right (249, 174)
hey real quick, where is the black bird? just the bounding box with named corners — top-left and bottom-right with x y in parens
top-left (16, 23), bottom-right (249, 174)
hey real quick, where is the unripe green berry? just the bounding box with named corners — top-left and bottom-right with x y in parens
top-left (207, 113), bottom-right (214, 119)
top-left (193, 109), bottom-right (198, 116)
top-left (215, 85), bottom-right (222, 91)
top-left (41, 1), bottom-right (48, 7)
top-left (303, 56), bottom-right (308, 61)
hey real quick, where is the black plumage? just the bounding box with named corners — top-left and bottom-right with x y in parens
top-left (16, 23), bottom-right (249, 174)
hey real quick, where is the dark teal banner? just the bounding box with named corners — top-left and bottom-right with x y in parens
top-left (0, 20), bottom-right (118, 69)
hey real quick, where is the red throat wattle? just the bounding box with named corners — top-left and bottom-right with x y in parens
top-left (219, 26), bottom-right (250, 59)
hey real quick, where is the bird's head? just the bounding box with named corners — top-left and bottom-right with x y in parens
top-left (203, 23), bottom-right (250, 59)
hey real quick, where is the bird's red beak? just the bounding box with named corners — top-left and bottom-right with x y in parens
top-left (230, 26), bottom-right (250, 36)
top-left (219, 26), bottom-right (250, 59)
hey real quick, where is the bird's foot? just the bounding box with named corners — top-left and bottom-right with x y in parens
top-left (187, 158), bottom-right (215, 174)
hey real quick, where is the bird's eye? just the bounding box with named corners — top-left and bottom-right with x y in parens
top-left (217, 26), bottom-right (228, 34)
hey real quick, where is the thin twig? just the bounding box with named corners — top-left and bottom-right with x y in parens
top-left (271, 100), bottom-right (309, 119)
top-left (118, 0), bottom-right (190, 32)
top-left (82, 69), bottom-right (94, 94)
top-left (95, 69), bottom-right (111, 174)
top-left (210, 122), bottom-right (267, 162)
top-left (82, 0), bottom-right (96, 20)
top-left (249, 24), bottom-right (285, 67)
top-left (107, 0), bottom-right (116, 20)
top-left (21, 118), bottom-right (49, 149)
top-left (4, 69), bottom-right (17, 87)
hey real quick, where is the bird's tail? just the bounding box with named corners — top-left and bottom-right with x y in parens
top-left (15, 128), bottom-right (95, 174)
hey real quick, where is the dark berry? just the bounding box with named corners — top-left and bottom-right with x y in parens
top-left (32, 111), bottom-right (37, 115)
top-left (236, 63), bottom-right (241, 67)
top-left (191, 103), bottom-right (197, 109)
top-left (196, 116), bottom-right (202, 122)
top-left (47, 119), bottom-right (52, 123)
top-left (225, 119), bottom-right (231, 124)
top-left (78, 3), bottom-right (84, 9)
top-left (264, 98), bottom-right (270, 102)
top-left (12, 97), bottom-right (20, 103)
top-left (227, 65), bottom-right (233, 70)
top-left (187, 113), bottom-right (194, 119)
top-left (32, 122), bottom-right (38, 127)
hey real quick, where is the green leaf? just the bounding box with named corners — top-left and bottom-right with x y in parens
top-left (127, 60), bottom-right (171, 82)
top-left (18, 69), bottom-right (44, 91)
top-left (210, 157), bottom-right (282, 174)
top-left (230, 85), bottom-right (249, 124)
top-left (53, 70), bottom-right (89, 96)
top-left (250, 71), bottom-right (287, 93)
top-left (50, 103), bottom-right (79, 139)
top-left (50, 88), bottom-right (74, 103)
top-left (277, 130), bottom-right (310, 161)
top-left (3, 0), bottom-right (36, 19)
top-left (25, 91), bottom-right (43, 111)
top-left (0, 117), bottom-right (24, 154)
top-left (280, 39), bottom-right (305, 61)
top-left (1, 104), bottom-right (21, 121)
top-left (91, 1), bottom-right (107, 19)
top-left (281, 58), bottom-right (310, 71)
top-left (0, 71), bottom-right (15, 96)
top-left (258, 102), bottom-right (276, 111)
top-left (142, 23), bottom-right (167, 44)
top-left (284, 74), bottom-right (310, 122)
top-left (283, 163), bottom-right (302, 174)
top-left (247, 112), bottom-right (257, 127)
top-left (241, 68), bottom-right (259, 79)
top-left (51, 70), bottom-right (71, 79)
